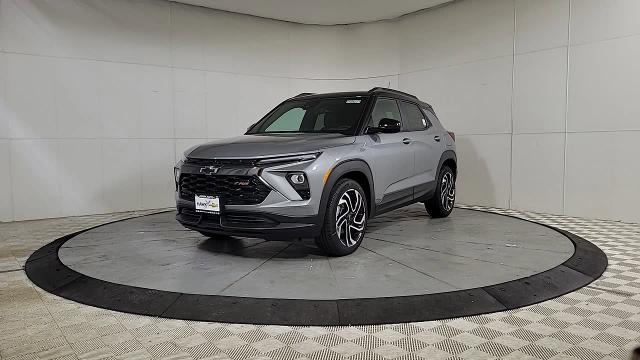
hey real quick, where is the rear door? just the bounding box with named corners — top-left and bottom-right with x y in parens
top-left (364, 97), bottom-right (415, 208)
top-left (398, 100), bottom-right (443, 200)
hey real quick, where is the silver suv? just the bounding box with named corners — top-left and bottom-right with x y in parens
top-left (174, 88), bottom-right (457, 256)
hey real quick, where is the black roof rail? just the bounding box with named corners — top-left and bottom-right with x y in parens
top-left (368, 87), bottom-right (418, 100)
top-left (292, 92), bottom-right (315, 98)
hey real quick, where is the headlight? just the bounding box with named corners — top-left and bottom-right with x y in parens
top-left (257, 152), bottom-right (321, 166)
top-left (174, 154), bottom-right (186, 188)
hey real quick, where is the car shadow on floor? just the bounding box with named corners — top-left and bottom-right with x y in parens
top-left (197, 235), bottom-right (327, 259)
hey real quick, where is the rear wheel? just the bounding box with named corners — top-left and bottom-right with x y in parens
top-left (425, 165), bottom-right (455, 218)
top-left (316, 179), bottom-right (367, 256)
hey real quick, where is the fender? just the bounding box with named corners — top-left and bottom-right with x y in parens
top-left (436, 150), bottom-right (457, 177)
top-left (317, 159), bottom-right (375, 224)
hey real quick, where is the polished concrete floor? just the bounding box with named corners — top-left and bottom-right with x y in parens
top-left (57, 207), bottom-right (574, 299)
top-left (2, 205), bottom-right (639, 359)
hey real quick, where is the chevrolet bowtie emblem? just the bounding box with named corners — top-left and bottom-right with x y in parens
top-left (199, 166), bottom-right (220, 175)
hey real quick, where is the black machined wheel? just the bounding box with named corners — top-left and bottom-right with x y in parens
top-left (425, 165), bottom-right (455, 218)
top-left (316, 179), bottom-right (367, 256)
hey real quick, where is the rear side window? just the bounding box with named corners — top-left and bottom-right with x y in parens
top-left (399, 101), bottom-right (429, 131)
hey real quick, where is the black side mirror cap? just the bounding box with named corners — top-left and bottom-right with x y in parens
top-left (378, 118), bottom-right (402, 133)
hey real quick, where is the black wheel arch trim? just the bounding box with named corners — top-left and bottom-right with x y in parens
top-left (317, 159), bottom-right (376, 223)
top-left (437, 150), bottom-right (457, 177)
top-left (25, 208), bottom-right (607, 326)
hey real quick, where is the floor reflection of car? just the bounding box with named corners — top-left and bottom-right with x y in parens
top-left (174, 87), bottom-right (457, 256)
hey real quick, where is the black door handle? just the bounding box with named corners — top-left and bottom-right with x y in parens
top-left (402, 138), bottom-right (411, 144)
top-left (434, 136), bottom-right (441, 142)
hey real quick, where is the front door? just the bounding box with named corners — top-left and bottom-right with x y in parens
top-left (364, 97), bottom-right (414, 210)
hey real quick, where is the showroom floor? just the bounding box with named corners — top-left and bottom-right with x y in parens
top-left (1, 206), bottom-right (639, 360)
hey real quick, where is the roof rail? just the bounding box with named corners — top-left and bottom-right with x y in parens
top-left (368, 87), bottom-right (418, 100)
top-left (292, 92), bottom-right (315, 98)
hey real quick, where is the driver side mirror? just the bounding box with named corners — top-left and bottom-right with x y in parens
top-left (366, 118), bottom-right (401, 134)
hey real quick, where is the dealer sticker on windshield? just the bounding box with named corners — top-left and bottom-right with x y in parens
top-left (346, 99), bottom-right (361, 103)
top-left (195, 195), bottom-right (220, 214)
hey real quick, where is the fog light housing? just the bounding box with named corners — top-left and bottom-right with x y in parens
top-left (289, 173), bottom-right (306, 184)
top-left (286, 172), bottom-right (310, 200)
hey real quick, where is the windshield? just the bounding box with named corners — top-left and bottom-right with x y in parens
top-left (247, 96), bottom-right (369, 135)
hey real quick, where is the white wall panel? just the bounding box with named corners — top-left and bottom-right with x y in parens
top-left (173, 69), bottom-right (207, 138)
top-left (170, 3), bottom-right (210, 70)
top-left (571, 0), bottom-right (640, 45)
top-left (0, 0), bottom-right (63, 57)
top-left (399, 57), bottom-right (513, 135)
top-left (141, 139), bottom-right (175, 209)
top-left (511, 133), bottom-right (565, 214)
top-left (54, 58), bottom-right (101, 139)
top-left (568, 35), bottom-right (640, 132)
top-left (455, 134), bottom-right (511, 208)
top-left (57, 139), bottom-right (103, 216)
top-left (513, 47), bottom-right (567, 134)
top-left (4, 53), bottom-right (57, 139)
top-left (515, 0), bottom-right (569, 54)
top-left (0, 54), bottom-right (9, 139)
top-left (206, 72), bottom-right (241, 138)
top-left (140, 66), bottom-right (174, 139)
top-left (102, 139), bottom-right (141, 212)
top-left (97, 62), bottom-right (140, 138)
top-left (399, 0), bottom-right (514, 72)
top-left (231, 17), bottom-right (291, 77)
top-left (565, 132), bottom-right (640, 223)
top-left (11, 140), bottom-right (61, 220)
top-left (0, 141), bottom-right (12, 221)
top-left (0, 0), bottom-right (171, 65)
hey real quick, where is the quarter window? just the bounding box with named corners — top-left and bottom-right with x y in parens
top-left (399, 101), bottom-right (429, 131)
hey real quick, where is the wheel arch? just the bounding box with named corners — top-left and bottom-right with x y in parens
top-left (318, 159), bottom-right (375, 224)
top-left (437, 150), bottom-right (457, 179)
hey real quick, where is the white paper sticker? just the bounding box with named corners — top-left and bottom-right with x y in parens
top-left (195, 195), bottom-right (220, 214)
top-left (346, 99), bottom-right (361, 104)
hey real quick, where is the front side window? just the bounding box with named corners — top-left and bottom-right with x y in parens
top-left (399, 101), bottom-right (429, 131)
top-left (369, 98), bottom-right (402, 128)
top-left (249, 97), bottom-right (368, 135)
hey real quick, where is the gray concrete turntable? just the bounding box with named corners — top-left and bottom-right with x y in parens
top-left (58, 205), bottom-right (575, 300)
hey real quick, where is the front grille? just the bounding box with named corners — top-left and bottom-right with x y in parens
top-left (179, 174), bottom-right (271, 205)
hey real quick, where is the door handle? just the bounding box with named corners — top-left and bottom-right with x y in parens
top-left (402, 138), bottom-right (412, 144)
top-left (434, 135), bottom-right (441, 142)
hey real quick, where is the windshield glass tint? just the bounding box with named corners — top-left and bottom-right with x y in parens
top-left (249, 97), bottom-right (368, 135)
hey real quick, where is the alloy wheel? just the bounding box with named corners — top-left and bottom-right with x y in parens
top-left (440, 172), bottom-right (455, 212)
top-left (335, 189), bottom-right (366, 247)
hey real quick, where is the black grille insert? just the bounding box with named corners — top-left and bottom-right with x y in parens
top-left (179, 174), bottom-right (271, 205)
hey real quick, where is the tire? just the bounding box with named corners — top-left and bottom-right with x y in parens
top-left (425, 165), bottom-right (456, 218)
top-left (315, 179), bottom-right (368, 256)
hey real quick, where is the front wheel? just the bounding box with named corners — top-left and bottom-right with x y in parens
top-left (315, 179), bottom-right (368, 256)
top-left (425, 165), bottom-right (455, 218)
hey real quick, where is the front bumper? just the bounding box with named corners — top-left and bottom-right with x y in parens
top-left (176, 201), bottom-right (321, 240)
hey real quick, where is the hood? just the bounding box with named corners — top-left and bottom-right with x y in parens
top-left (186, 133), bottom-right (356, 159)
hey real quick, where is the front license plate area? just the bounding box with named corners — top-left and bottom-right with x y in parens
top-left (195, 195), bottom-right (221, 214)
